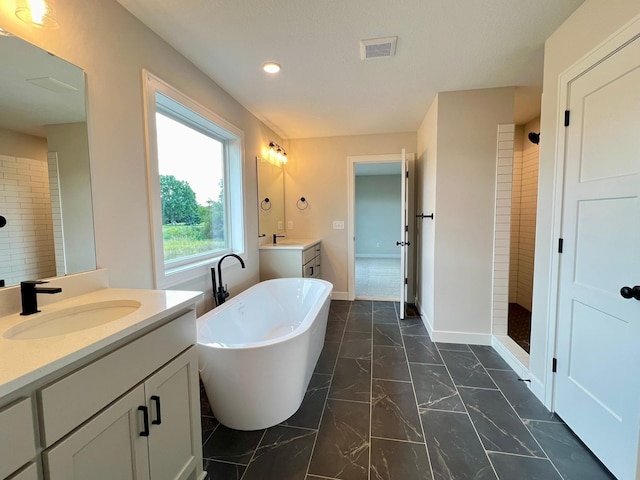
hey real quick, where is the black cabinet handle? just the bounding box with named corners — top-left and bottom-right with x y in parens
top-left (310, 266), bottom-right (314, 276)
top-left (151, 395), bottom-right (162, 425)
top-left (620, 286), bottom-right (640, 301)
top-left (138, 406), bottom-right (150, 436)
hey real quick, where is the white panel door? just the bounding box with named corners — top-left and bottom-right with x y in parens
top-left (555, 35), bottom-right (640, 480)
top-left (399, 149), bottom-right (408, 319)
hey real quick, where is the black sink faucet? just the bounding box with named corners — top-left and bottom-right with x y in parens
top-left (20, 280), bottom-right (62, 315)
top-left (273, 234), bottom-right (286, 244)
top-left (211, 254), bottom-right (246, 306)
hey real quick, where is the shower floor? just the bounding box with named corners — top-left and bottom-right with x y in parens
top-left (355, 257), bottom-right (401, 301)
top-left (508, 303), bottom-right (532, 353)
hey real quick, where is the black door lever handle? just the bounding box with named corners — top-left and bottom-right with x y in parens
top-left (620, 286), bottom-right (640, 301)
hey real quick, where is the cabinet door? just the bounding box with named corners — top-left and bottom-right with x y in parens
top-left (146, 347), bottom-right (201, 480)
top-left (7, 463), bottom-right (37, 480)
top-left (44, 385), bottom-right (150, 480)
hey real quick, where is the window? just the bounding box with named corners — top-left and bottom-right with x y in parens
top-left (143, 71), bottom-right (244, 287)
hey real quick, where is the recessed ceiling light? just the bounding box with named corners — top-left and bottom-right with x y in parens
top-left (263, 62), bottom-right (281, 74)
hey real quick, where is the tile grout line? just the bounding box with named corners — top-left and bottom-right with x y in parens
top-left (304, 302), bottom-right (351, 479)
top-left (398, 309), bottom-right (435, 480)
top-left (467, 348), bottom-right (567, 480)
top-left (238, 428), bottom-right (267, 480)
top-left (434, 341), bottom-right (501, 480)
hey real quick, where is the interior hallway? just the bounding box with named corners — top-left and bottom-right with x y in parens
top-left (199, 300), bottom-right (613, 480)
top-left (355, 258), bottom-right (401, 301)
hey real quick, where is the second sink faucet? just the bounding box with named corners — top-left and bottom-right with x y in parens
top-left (273, 234), bottom-right (286, 244)
top-left (20, 280), bottom-right (62, 315)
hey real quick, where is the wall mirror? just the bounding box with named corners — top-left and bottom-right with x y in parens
top-left (0, 33), bottom-right (96, 287)
top-left (256, 157), bottom-right (285, 239)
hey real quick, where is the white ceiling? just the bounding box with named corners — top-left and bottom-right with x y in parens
top-left (116, 0), bottom-right (584, 139)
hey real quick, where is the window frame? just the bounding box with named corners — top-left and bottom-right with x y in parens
top-left (142, 70), bottom-right (245, 288)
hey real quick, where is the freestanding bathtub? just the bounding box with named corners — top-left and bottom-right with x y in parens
top-left (197, 277), bottom-right (333, 430)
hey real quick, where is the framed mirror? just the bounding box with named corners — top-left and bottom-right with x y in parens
top-left (0, 33), bottom-right (96, 287)
top-left (256, 156), bottom-right (285, 239)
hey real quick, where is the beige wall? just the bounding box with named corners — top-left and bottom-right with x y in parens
top-left (45, 123), bottom-right (95, 275)
top-left (416, 95), bottom-right (438, 324)
top-left (287, 133), bottom-right (416, 298)
top-left (417, 88), bottom-right (514, 342)
top-left (0, 127), bottom-right (47, 160)
top-left (531, 0), bottom-right (640, 399)
top-left (0, 0), bottom-right (282, 312)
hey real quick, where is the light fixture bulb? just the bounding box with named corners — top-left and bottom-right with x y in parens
top-left (15, 0), bottom-right (58, 28)
top-left (263, 62), bottom-right (281, 74)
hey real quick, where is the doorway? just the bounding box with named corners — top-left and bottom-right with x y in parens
top-left (507, 121), bottom-right (540, 354)
top-left (354, 162), bottom-right (402, 301)
top-left (347, 153), bottom-right (415, 308)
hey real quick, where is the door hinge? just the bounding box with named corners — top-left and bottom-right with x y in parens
top-left (552, 358), bottom-right (557, 373)
top-left (405, 225), bottom-right (409, 233)
top-left (404, 278), bottom-right (408, 285)
top-left (564, 110), bottom-right (570, 127)
top-left (405, 171), bottom-right (409, 178)
top-left (558, 238), bottom-right (564, 253)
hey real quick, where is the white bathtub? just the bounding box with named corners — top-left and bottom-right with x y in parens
top-left (197, 278), bottom-right (333, 430)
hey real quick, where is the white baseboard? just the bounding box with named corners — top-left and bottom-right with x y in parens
top-left (429, 330), bottom-right (492, 346)
top-left (528, 373), bottom-right (547, 407)
top-left (331, 291), bottom-right (350, 301)
top-left (355, 254), bottom-right (401, 259)
top-left (414, 302), bottom-right (490, 345)
top-left (491, 335), bottom-right (530, 378)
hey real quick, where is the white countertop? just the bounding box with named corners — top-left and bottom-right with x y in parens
top-left (259, 238), bottom-right (321, 250)
top-left (0, 287), bottom-right (202, 398)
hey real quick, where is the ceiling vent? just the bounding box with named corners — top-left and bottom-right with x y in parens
top-left (360, 36), bottom-right (397, 60)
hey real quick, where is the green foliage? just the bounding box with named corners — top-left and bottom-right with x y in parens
top-left (160, 177), bottom-right (227, 261)
top-left (160, 175), bottom-right (200, 225)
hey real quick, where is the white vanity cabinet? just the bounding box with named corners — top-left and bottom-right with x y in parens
top-left (259, 240), bottom-right (321, 280)
top-left (41, 311), bottom-right (202, 480)
top-left (44, 347), bottom-right (199, 480)
top-left (0, 398), bottom-right (36, 479)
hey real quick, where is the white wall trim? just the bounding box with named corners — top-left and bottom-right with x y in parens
top-left (492, 335), bottom-right (529, 375)
top-left (430, 330), bottom-right (492, 346)
top-left (331, 291), bottom-right (350, 301)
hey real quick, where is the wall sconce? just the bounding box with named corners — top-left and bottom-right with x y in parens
top-left (15, 0), bottom-right (59, 28)
top-left (268, 141), bottom-right (288, 165)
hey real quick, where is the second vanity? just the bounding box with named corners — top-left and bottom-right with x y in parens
top-left (259, 239), bottom-right (321, 281)
top-left (0, 271), bottom-right (204, 480)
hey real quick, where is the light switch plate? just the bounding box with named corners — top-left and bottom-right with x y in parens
top-left (333, 220), bottom-right (345, 230)
top-left (287, 221), bottom-right (293, 229)
top-left (277, 221), bottom-right (283, 230)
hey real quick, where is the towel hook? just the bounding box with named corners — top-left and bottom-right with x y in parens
top-left (296, 197), bottom-right (309, 210)
top-left (260, 198), bottom-right (272, 211)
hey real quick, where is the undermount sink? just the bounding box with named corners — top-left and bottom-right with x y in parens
top-left (4, 300), bottom-right (142, 340)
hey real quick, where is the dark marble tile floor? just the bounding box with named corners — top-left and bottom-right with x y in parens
top-left (200, 300), bottom-right (615, 480)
